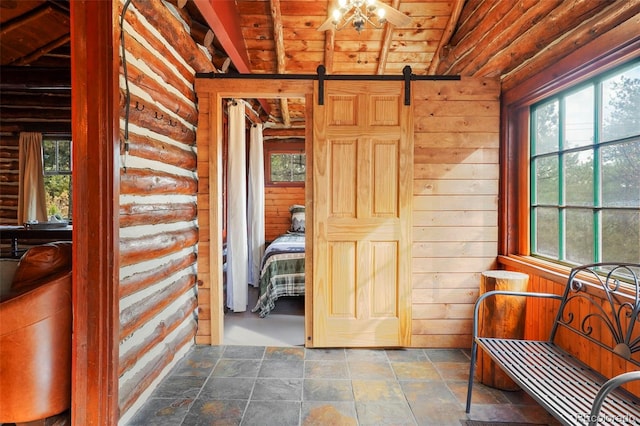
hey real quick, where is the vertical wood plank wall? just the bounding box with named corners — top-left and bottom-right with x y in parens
top-left (411, 78), bottom-right (500, 348)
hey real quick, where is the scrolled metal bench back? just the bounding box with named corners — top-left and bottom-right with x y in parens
top-left (551, 263), bottom-right (640, 365)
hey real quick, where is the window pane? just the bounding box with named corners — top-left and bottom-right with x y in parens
top-left (602, 210), bottom-right (640, 263)
top-left (564, 86), bottom-right (594, 149)
top-left (270, 153), bottom-right (305, 182)
top-left (601, 141), bottom-right (640, 207)
top-left (602, 63), bottom-right (640, 141)
top-left (58, 140), bottom-right (72, 171)
top-left (44, 175), bottom-right (71, 219)
top-left (564, 150), bottom-right (593, 206)
top-left (533, 100), bottom-right (559, 155)
top-left (534, 156), bottom-right (558, 204)
top-left (565, 209), bottom-right (594, 264)
top-left (43, 140), bottom-right (56, 172)
top-left (534, 207), bottom-right (558, 258)
top-left (291, 154), bottom-right (305, 181)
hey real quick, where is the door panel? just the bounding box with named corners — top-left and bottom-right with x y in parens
top-left (313, 80), bottom-right (412, 347)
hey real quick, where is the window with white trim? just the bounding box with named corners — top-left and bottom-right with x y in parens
top-left (530, 60), bottom-right (640, 265)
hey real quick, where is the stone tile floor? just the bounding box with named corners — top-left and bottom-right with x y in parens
top-left (126, 345), bottom-right (561, 425)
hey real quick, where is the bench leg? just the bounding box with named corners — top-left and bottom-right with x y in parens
top-left (465, 338), bottom-right (478, 413)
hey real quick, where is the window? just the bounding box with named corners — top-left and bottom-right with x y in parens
top-left (264, 140), bottom-right (305, 185)
top-left (530, 60), bottom-right (640, 265)
top-left (43, 138), bottom-right (72, 219)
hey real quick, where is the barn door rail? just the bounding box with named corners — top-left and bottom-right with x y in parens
top-left (195, 66), bottom-right (460, 106)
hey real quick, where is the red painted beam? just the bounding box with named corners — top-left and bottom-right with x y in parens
top-left (193, 0), bottom-right (271, 115)
top-left (192, 0), bottom-right (251, 73)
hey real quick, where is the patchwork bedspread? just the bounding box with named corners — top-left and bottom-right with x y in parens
top-left (252, 232), bottom-right (305, 317)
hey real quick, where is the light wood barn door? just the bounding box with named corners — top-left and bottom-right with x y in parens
top-left (312, 80), bottom-right (413, 347)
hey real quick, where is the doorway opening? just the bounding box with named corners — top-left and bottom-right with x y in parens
top-left (217, 94), bottom-right (310, 347)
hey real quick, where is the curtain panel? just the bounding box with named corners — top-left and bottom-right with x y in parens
top-left (226, 102), bottom-right (248, 311)
top-left (18, 132), bottom-right (47, 224)
top-left (248, 123), bottom-right (265, 286)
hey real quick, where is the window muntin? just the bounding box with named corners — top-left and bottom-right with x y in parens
top-left (530, 60), bottom-right (640, 266)
top-left (270, 152), bottom-right (305, 183)
top-left (264, 140), bottom-right (305, 186)
top-left (43, 138), bottom-right (72, 219)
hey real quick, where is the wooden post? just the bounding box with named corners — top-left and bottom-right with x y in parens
top-left (476, 270), bottom-right (529, 390)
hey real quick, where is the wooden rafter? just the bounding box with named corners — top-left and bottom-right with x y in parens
top-left (270, 0), bottom-right (291, 127)
top-left (376, 0), bottom-right (400, 75)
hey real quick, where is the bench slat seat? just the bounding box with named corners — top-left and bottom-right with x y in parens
top-left (477, 337), bottom-right (640, 425)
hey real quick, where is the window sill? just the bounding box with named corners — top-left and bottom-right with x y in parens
top-left (499, 254), bottom-right (638, 300)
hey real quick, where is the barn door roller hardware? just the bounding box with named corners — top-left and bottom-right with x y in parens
top-left (195, 67), bottom-right (460, 106)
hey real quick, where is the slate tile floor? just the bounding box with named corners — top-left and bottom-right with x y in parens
top-left (126, 345), bottom-right (561, 426)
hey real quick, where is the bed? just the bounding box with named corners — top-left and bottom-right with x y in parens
top-left (252, 205), bottom-right (306, 317)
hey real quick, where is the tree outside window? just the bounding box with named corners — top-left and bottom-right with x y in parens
top-left (264, 140), bottom-right (305, 186)
top-left (43, 138), bottom-right (72, 219)
top-left (530, 60), bottom-right (640, 266)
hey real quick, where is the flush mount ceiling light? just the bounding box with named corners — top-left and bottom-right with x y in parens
top-left (317, 0), bottom-right (411, 33)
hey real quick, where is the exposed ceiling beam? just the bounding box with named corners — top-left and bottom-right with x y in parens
top-left (270, 0), bottom-right (291, 127)
top-left (192, 0), bottom-right (251, 73)
top-left (377, 0), bottom-right (401, 75)
top-left (193, 0), bottom-right (270, 115)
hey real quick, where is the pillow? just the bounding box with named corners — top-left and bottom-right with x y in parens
top-left (12, 241), bottom-right (72, 290)
top-left (289, 204), bottom-right (305, 233)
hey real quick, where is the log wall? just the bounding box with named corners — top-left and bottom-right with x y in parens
top-left (116, 0), bottom-right (214, 422)
top-left (411, 77), bottom-right (500, 348)
top-left (0, 135), bottom-right (19, 225)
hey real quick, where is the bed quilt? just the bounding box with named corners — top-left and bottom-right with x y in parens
top-left (252, 232), bottom-right (305, 317)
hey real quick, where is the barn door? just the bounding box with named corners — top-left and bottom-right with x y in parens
top-left (312, 80), bottom-right (413, 347)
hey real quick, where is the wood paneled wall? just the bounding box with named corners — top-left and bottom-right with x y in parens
top-left (116, 0), bottom-right (214, 422)
top-left (265, 186), bottom-right (304, 242)
top-left (410, 77), bottom-right (500, 348)
top-left (0, 135), bottom-right (18, 224)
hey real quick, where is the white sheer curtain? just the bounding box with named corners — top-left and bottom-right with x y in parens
top-left (247, 123), bottom-right (265, 286)
top-left (226, 101), bottom-right (248, 311)
top-left (18, 132), bottom-right (47, 224)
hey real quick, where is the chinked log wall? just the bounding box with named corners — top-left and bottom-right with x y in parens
top-left (0, 135), bottom-right (18, 224)
top-left (117, 0), bottom-right (215, 422)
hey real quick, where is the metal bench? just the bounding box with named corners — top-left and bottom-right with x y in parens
top-left (466, 263), bottom-right (640, 426)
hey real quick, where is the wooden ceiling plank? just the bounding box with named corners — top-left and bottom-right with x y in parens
top-left (270, 0), bottom-right (291, 126)
top-left (427, 0), bottom-right (465, 74)
top-left (0, 4), bottom-right (54, 35)
top-left (10, 34), bottom-right (70, 66)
